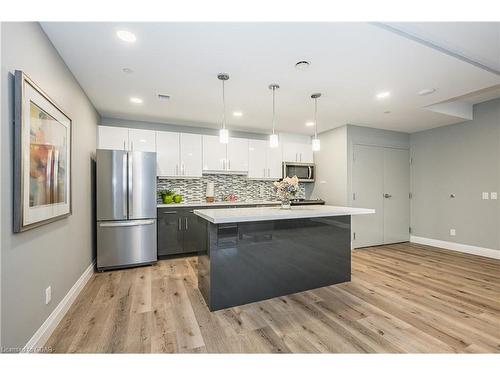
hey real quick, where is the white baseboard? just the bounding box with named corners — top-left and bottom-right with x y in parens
top-left (410, 236), bottom-right (500, 260)
top-left (22, 260), bottom-right (95, 353)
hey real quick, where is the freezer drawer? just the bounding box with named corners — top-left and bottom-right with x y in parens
top-left (97, 219), bottom-right (157, 270)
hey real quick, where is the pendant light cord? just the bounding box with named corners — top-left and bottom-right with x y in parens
top-left (314, 97), bottom-right (318, 139)
top-left (222, 79), bottom-right (226, 130)
top-left (272, 86), bottom-right (276, 135)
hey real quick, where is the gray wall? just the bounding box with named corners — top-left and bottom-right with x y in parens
top-left (1, 22), bottom-right (99, 348)
top-left (311, 126), bottom-right (348, 204)
top-left (410, 98), bottom-right (500, 251)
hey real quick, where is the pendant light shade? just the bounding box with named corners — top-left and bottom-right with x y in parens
top-left (218, 73), bottom-right (230, 144)
top-left (311, 93), bottom-right (321, 152)
top-left (268, 84), bottom-right (280, 148)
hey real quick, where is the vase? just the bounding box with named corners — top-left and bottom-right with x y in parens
top-left (280, 197), bottom-right (291, 209)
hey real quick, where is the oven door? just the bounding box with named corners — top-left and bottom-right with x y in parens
top-left (283, 163), bottom-right (314, 182)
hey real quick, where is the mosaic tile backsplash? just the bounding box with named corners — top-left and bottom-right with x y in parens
top-left (157, 174), bottom-right (306, 203)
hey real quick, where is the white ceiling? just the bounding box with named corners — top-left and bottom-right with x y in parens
top-left (41, 22), bottom-right (500, 135)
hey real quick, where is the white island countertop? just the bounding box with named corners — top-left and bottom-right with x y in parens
top-left (194, 205), bottom-right (375, 224)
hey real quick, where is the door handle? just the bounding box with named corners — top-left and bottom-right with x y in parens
top-left (384, 193), bottom-right (392, 198)
top-left (122, 153), bottom-right (127, 218)
top-left (185, 217), bottom-right (188, 230)
top-left (99, 219), bottom-right (155, 227)
top-left (178, 217), bottom-right (182, 231)
top-left (128, 153), bottom-right (133, 218)
top-left (162, 211), bottom-right (177, 214)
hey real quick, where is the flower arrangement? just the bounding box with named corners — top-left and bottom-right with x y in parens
top-left (273, 175), bottom-right (299, 209)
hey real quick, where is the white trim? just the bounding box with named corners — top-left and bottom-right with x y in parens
top-left (410, 236), bottom-right (500, 260)
top-left (22, 261), bottom-right (95, 353)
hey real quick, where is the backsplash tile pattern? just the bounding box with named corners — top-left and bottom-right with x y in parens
top-left (157, 174), bottom-right (306, 203)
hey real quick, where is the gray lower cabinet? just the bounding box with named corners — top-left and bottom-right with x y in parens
top-left (157, 204), bottom-right (277, 257)
top-left (157, 207), bottom-right (208, 257)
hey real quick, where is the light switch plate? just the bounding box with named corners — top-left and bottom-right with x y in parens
top-left (45, 286), bottom-right (51, 305)
top-left (482, 192), bottom-right (489, 200)
top-left (450, 229), bottom-right (456, 236)
top-left (491, 192), bottom-right (498, 200)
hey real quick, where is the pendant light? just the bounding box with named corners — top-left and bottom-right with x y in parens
top-left (268, 84), bottom-right (280, 148)
top-left (217, 73), bottom-right (230, 144)
top-left (311, 93), bottom-right (321, 151)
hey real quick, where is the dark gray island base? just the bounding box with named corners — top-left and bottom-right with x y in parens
top-left (197, 215), bottom-right (351, 311)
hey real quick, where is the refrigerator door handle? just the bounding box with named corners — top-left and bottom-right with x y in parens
top-left (122, 153), bottom-right (128, 218)
top-left (128, 152), bottom-right (133, 218)
top-left (99, 219), bottom-right (155, 227)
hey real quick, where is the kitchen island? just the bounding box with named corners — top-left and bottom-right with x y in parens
top-left (194, 205), bottom-right (374, 311)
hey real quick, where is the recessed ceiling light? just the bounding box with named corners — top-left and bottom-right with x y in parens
top-left (295, 61), bottom-right (310, 71)
top-left (122, 67), bottom-right (133, 74)
top-left (418, 88), bottom-right (436, 96)
top-left (384, 110), bottom-right (391, 114)
top-left (376, 91), bottom-right (391, 99)
top-left (129, 97), bottom-right (143, 104)
top-left (116, 30), bottom-right (136, 43)
top-left (305, 121), bottom-right (315, 127)
top-left (233, 111), bottom-right (243, 117)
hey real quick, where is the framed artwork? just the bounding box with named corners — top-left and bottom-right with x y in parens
top-left (14, 70), bottom-right (72, 232)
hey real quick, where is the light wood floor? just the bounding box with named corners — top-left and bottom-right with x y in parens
top-left (46, 242), bottom-right (500, 353)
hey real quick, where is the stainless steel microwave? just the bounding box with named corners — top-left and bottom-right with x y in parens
top-left (282, 162), bottom-right (315, 183)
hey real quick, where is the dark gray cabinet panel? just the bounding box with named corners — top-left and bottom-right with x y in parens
top-left (157, 209), bottom-right (183, 256)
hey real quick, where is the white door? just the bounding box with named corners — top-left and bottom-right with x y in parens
top-left (98, 126), bottom-right (129, 151)
top-left (267, 145), bottom-right (283, 179)
top-left (227, 137), bottom-right (249, 172)
top-left (383, 148), bottom-right (410, 244)
top-left (248, 140), bottom-right (267, 179)
top-left (156, 131), bottom-right (180, 176)
top-left (352, 145), bottom-right (384, 247)
top-left (129, 129), bottom-right (156, 152)
top-left (202, 135), bottom-right (226, 171)
top-left (180, 133), bottom-right (202, 177)
top-left (352, 144), bottom-right (410, 248)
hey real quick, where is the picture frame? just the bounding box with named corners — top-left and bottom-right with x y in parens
top-left (13, 70), bottom-right (72, 232)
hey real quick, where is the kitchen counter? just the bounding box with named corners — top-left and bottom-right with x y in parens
top-left (196, 204), bottom-right (374, 311)
top-left (157, 200), bottom-right (280, 208)
top-left (194, 205), bottom-right (375, 224)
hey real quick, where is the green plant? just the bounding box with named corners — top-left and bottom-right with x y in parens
top-left (160, 189), bottom-right (175, 197)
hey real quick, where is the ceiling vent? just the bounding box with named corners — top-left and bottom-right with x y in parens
top-left (157, 94), bottom-right (171, 101)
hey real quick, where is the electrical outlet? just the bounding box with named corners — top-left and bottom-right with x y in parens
top-left (491, 192), bottom-right (498, 200)
top-left (449, 229), bottom-right (456, 236)
top-left (482, 192), bottom-right (489, 200)
top-left (45, 286), bottom-right (51, 305)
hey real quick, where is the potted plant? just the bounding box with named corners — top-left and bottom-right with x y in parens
top-left (273, 176), bottom-right (299, 209)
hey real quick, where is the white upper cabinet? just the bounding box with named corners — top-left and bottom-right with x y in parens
top-left (202, 135), bottom-right (226, 171)
top-left (248, 140), bottom-right (283, 180)
top-left (98, 126), bottom-right (129, 151)
top-left (128, 129), bottom-right (156, 152)
top-left (282, 134), bottom-right (314, 163)
top-left (227, 137), bottom-right (249, 172)
top-left (267, 144), bottom-right (283, 179)
top-left (248, 140), bottom-right (268, 179)
top-left (156, 131), bottom-right (180, 176)
top-left (179, 133), bottom-right (202, 177)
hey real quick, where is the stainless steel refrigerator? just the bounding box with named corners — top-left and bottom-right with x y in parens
top-left (96, 150), bottom-right (157, 271)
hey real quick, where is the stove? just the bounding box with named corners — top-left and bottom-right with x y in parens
top-left (290, 198), bottom-right (325, 206)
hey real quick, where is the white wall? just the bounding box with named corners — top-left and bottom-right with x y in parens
top-left (1, 22), bottom-right (99, 349)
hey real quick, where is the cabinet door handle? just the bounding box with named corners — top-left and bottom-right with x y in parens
top-left (268, 168), bottom-right (270, 177)
top-left (295, 152), bottom-right (298, 162)
top-left (185, 217), bottom-right (188, 230)
top-left (300, 153), bottom-right (302, 162)
top-left (123, 141), bottom-right (126, 151)
top-left (263, 168), bottom-right (266, 177)
top-left (228, 159), bottom-right (231, 170)
top-left (130, 141), bottom-right (134, 151)
top-left (163, 211), bottom-right (177, 214)
top-left (178, 217), bottom-right (181, 231)
top-left (176, 164), bottom-right (179, 175)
